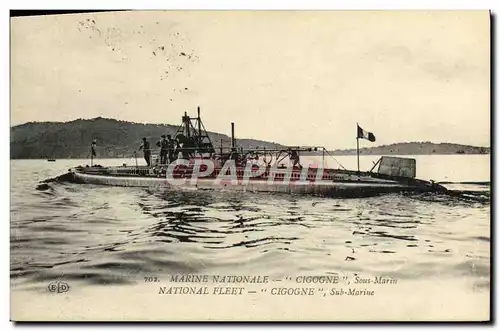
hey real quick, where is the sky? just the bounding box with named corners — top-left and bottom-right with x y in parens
top-left (10, 10), bottom-right (490, 149)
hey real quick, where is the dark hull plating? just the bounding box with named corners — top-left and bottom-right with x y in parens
top-left (47, 165), bottom-right (448, 198)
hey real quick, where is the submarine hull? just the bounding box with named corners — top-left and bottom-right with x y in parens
top-left (66, 167), bottom-right (445, 198)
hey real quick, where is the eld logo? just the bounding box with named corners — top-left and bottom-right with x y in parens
top-left (47, 281), bottom-right (70, 293)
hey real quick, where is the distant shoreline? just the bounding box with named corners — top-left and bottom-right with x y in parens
top-left (10, 117), bottom-right (489, 159)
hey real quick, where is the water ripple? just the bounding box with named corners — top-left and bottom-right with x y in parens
top-left (10, 159), bottom-right (490, 292)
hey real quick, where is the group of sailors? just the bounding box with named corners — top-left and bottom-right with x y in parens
top-left (138, 134), bottom-right (184, 167)
top-left (137, 134), bottom-right (302, 169)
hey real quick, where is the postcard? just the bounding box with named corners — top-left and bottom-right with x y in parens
top-left (10, 10), bottom-right (490, 321)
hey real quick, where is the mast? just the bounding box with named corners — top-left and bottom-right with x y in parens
top-left (231, 122), bottom-right (235, 150)
top-left (197, 106), bottom-right (201, 136)
top-left (90, 139), bottom-right (97, 167)
top-left (172, 106), bottom-right (215, 156)
top-left (322, 148), bottom-right (325, 168)
top-left (183, 111), bottom-right (190, 137)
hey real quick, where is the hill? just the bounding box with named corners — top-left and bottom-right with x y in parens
top-left (10, 117), bottom-right (282, 159)
top-left (329, 142), bottom-right (490, 155)
top-left (10, 118), bottom-right (489, 159)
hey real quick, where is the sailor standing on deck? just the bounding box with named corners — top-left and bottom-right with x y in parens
top-left (167, 134), bottom-right (176, 163)
top-left (139, 137), bottom-right (151, 167)
top-left (156, 134), bottom-right (168, 164)
top-left (290, 149), bottom-right (302, 169)
top-left (174, 134), bottom-right (191, 159)
top-left (173, 137), bottom-right (181, 161)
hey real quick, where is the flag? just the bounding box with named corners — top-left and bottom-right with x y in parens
top-left (357, 124), bottom-right (376, 142)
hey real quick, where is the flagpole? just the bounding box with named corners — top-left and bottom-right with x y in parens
top-left (90, 144), bottom-right (94, 167)
top-left (356, 137), bottom-right (360, 173)
top-left (356, 123), bottom-right (360, 173)
top-left (90, 139), bottom-right (96, 167)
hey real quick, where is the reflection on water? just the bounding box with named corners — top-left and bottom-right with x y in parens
top-left (10, 157), bottom-right (490, 294)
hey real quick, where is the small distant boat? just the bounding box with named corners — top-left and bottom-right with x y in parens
top-left (47, 159), bottom-right (56, 162)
